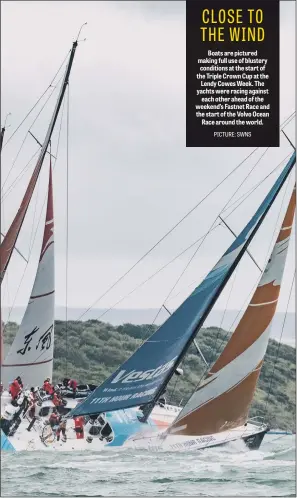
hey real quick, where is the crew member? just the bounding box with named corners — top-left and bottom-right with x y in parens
top-left (9, 377), bottom-right (22, 400)
top-left (49, 408), bottom-right (60, 429)
top-left (43, 378), bottom-right (54, 396)
top-left (62, 378), bottom-right (70, 388)
top-left (68, 379), bottom-right (78, 398)
top-left (0, 402), bottom-right (19, 435)
top-left (28, 387), bottom-right (38, 418)
top-left (56, 418), bottom-right (67, 442)
top-left (17, 376), bottom-right (23, 389)
top-left (52, 391), bottom-right (63, 408)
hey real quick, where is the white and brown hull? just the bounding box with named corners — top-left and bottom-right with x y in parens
top-left (123, 422), bottom-right (269, 452)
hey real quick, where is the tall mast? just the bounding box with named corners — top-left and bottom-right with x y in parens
top-left (0, 127), bottom-right (5, 152)
top-left (69, 152), bottom-right (295, 420)
top-left (0, 41), bottom-right (78, 283)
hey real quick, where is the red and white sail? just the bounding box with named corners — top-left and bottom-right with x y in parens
top-left (0, 41), bottom-right (77, 283)
top-left (169, 184), bottom-right (296, 437)
top-left (2, 164), bottom-right (55, 389)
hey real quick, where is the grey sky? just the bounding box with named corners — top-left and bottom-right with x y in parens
top-left (1, 1), bottom-right (295, 318)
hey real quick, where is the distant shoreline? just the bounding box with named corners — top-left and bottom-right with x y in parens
top-left (3, 306), bottom-right (295, 347)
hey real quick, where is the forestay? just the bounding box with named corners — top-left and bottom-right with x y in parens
top-left (70, 152), bottom-right (296, 418)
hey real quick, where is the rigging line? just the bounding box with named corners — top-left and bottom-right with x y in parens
top-left (1, 203), bottom-right (9, 310)
top-left (92, 151), bottom-right (288, 325)
top-left (217, 253), bottom-right (289, 360)
top-left (1, 75), bottom-right (63, 196)
top-left (168, 372), bottom-right (179, 405)
top-left (76, 22), bottom-right (88, 41)
top-left (163, 147), bottom-right (262, 369)
top-left (0, 149), bottom-right (40, 204)
top-left (1, 134), bottom-right (31, 195)
top-left (2, 95), bottom-right (67, 333)
top-left (282, 129), bottom-right (295, 150)
top-left (4, 273), bottom-right (11, 327)
top-left (94, 167), bottom-right (266, 337)
top-left (28, 163), bottom-right (42, 257)
top-left (77, 147), bottom-right (260, 321)
top-left (93, 224), bottom-right (221, 323)
top-left (23, 86), bottom-right (67, 253)
top-left (131, 147), bottom-right (271, 349)
top-left (219, 216), bottom-right (262, 271)
top-left (263, 269), bottom-right (295, 415)
top-left (280, 111), bottom-right (295, 131)
top-left (212, 175), bottom-right (292, 355)
top-left (28, 131), bottom-right (57, 158)
top-left (188, 175), bottom-right (294, 392)
top-left (151, 233), bottom-right (208, 329)
top-left (166, 152), bottom-right (291, 306)
top-left (159, 147), bottom-right (269, 310)
top-left (65, 84), bottom-right (70, 377)
top-left (221, 153), bottom-right (291, 215)
top-left (203, 267), bottom-right (239, 369)
top-left (0, 232), bottom-right (28, 263)
top-left (3, 112), bottom-right (12, 128)
top-left (2, 50), bottom-right (71, 149)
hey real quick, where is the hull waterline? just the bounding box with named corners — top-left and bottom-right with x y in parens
top-left (123, 422), bottom-right (269, 452)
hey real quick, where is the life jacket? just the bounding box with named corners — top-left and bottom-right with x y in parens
top-left (43, 381), bottom-right (54, 395)
top-left (9, 380), bottom-right (21, 399)
top-left (68, 379), bottom-right (78, 390)
top-left (74, 416), bottom-right (84, 439)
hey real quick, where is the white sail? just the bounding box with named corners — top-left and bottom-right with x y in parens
top-left (2, 165), bottom-right (55, 389)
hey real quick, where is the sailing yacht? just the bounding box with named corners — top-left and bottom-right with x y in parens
top-left (124, 183), bottom-right (296, 451)
top-left (1, 35), bottom-right (295, 452)
top-left (0, 37), bottom-right (181, 452)
top-left (68, 152), bottom-right (295, 452)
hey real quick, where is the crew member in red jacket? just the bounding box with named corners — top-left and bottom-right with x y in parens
top-left (49, 409), bottom-right (60, 429)
top-left (52, 391), bottom-right (63, 407)
top-left (9, 377), bottom-right (22, 400)
top-left (43, 378), bottom-right (54, 396)
top-left (68, 379), bottom-right (78, 398)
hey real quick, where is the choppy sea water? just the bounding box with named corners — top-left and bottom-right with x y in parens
top-left (1, 435), bottom-right (295, 496)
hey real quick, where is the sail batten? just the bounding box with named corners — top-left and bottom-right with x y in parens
top-left (69, 152), bottom-right (295, 419)
top-left (169, 182), bottom-right (296, 437)
top-left (2, 164), bottom-right (55, 389)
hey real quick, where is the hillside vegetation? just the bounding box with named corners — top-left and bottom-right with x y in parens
top-left (3, 320), bottom-right (296, 430)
